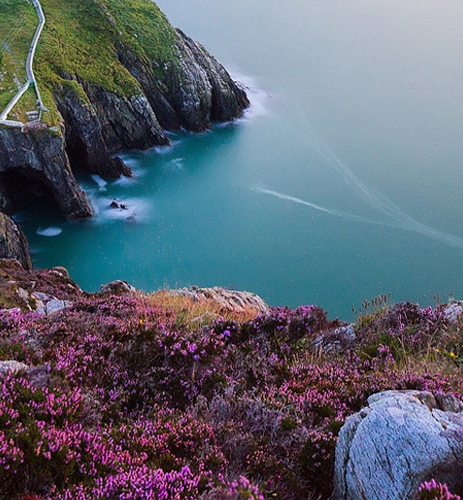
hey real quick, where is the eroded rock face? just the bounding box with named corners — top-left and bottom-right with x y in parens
top-left (55, 85), bottom-right (132, 179)
top-left (0, 213), bottom-right (31, 270)
top-left (161, 30), bottom-right (249, 132)
top-left (333, 390), bottom-right (463, 500)
top-left (0, 127), bottom-right (92, 220)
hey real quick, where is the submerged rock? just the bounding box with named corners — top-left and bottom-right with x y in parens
top-left (333, 390), bottom-right (463, 500)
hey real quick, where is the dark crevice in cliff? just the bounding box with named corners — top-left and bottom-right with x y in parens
top-left (0, 170), bottom-right (63, 217)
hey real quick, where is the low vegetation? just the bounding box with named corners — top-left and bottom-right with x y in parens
top-left (1, 0), bottom-right (180, 126)
top-left (0, 0), bottom-right (37, 118)
top-left (0, 262), bottom-right (462, 499)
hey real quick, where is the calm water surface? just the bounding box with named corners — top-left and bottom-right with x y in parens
top-left (22, 0), bottom-right (463, 319)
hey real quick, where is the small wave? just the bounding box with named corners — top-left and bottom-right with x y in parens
top-left (229, 69), bottom-right (271, 120)
top-left (36, 226), bottom-right (62, 237)
top-left (90, 175), bottom-right (107, 191)
top-left (164, 157), bottom-right (185, 171)
top-left (91, 197), bottom-right (152, 223)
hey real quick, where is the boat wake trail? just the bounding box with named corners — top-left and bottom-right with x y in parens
top-left (251, 186), bottom-right (384, 225)
top-left (252, 112), bottom-right (463, 250)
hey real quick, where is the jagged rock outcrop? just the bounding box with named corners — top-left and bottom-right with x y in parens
top-left (174, 30), bottom-right (250, 125)
top-left (55, 84), bottom-right (132, 179)
top-left (172, 286), bottom-right (268, 314)
top-left (0, 127), bottom-right (92, 220)
top-left (159, 29), bottom-right (249, 132)
top-left (0, 213), bottom-right (32, 270)
top-left (333, 390), bottom-right (463, 500)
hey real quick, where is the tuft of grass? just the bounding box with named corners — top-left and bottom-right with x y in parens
top-left (147, 290), bottom-right (263, 330)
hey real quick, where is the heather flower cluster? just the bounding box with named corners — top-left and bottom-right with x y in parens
top-left (1, 284), bottom-right (463, 499)
top-left (417, 479), bottom-right (461, 500)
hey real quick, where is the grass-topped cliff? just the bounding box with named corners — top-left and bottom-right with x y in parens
top-left (34, 0), bottom-right (179, 127)
top-left (0, 0), bottom-right (249, 223)
top-left (1, 0), bottom-right (178, 125)
top-left (0, 259), bottom-right (462, 499)
top-left (0, 0), bottom-right (38, 122)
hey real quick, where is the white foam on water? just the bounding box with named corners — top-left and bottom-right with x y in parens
top-left (90, 174), bottom-right (108, 191)
top-left (36, 226), bottom-right (62, 237)
top-left (154, 142), bottom-right (178, 155)
top-left (164, 157), bottom-right (185, 171)
top-left (90, 196), bottom-right (152, 224)
top-left (251, 186), bottom-right (384, 226)
top-left (253, 118), bottom-right (463, 251)
top-left (229, 68), bottom-right (271, 120)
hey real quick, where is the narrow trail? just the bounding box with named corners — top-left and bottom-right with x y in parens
top-left (0, 0), bottom-right (46, 126)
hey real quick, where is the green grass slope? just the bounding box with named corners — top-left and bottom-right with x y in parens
top-left (1, 0), bottom-right (180, 126)
top-left (0, 0), bottom-right (38, 120)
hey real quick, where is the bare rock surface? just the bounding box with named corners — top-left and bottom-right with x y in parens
top-left (173, 286), bottom-right (268, 314)
top-left (99, 280), bottom-right (137, 296)
top-left (0, 127), bottom-right (92, 219)
top-left (333, 390), bottom-right (463, 500)
top-left (0, 360), bottom-right (29, 376)
top-left (0, 213), bottom-right (32, 270)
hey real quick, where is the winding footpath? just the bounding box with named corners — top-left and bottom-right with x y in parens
top-left (0, 0), bottom-right (46, 127)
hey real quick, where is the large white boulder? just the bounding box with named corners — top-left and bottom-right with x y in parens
top-left (333, 390), bottom-right (463, 499)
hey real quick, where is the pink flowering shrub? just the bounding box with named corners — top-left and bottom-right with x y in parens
top-left (0, 288), bottom-right (462, 499)
top-left (417, 479), bottom-right (462, 500)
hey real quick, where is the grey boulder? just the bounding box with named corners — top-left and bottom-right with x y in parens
top-left (333, 390), bottom-right (463, 499)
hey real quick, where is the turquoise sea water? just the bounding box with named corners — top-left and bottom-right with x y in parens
top-left (21, 0), bottom-right (463, 319)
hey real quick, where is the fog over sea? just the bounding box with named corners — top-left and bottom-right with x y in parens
top-left (22, 0), bottom-right (463, 319)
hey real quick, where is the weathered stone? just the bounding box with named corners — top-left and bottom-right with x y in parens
top-left (333, 390), bottom-right (463, 500)
top-left (0, 213), bottom-right (32, 270)
top-left (160, 30), bottom-right (249, 132)
top-left (173, 286), bottom-right (268, 314)
top-left (444, 302), bottom-right (463, 323)
top-left (312, 324), bottom-right (356, 353)
top-left (0, 360), bottom-right (29, 376)
top-left (100, 280), bottom-right (137, 295)
top-left (46, 298), bottom-right (72, 315)
top-left (55, 84), bottom-right (132, 178)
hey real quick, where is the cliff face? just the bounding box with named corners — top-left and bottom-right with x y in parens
top-left (0, 127), bottom-right (92, 219)
top-left (0, 0), bottom-right (249, 265)
top-left (0, 214), bottom-right (32, 270)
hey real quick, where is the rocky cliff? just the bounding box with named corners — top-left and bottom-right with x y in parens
top-left (0, 0), bottom-right (249, 264)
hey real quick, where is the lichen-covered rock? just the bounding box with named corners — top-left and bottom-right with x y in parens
top-left (333, 390), bottom-right (463, 500)
top-left (0, 213), bottom-right (32, 270)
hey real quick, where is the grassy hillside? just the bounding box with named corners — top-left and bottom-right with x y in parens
top-left (0, 0), bottom-right (37, 119)
top-left (1, 0), bottom-right (180, 126)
